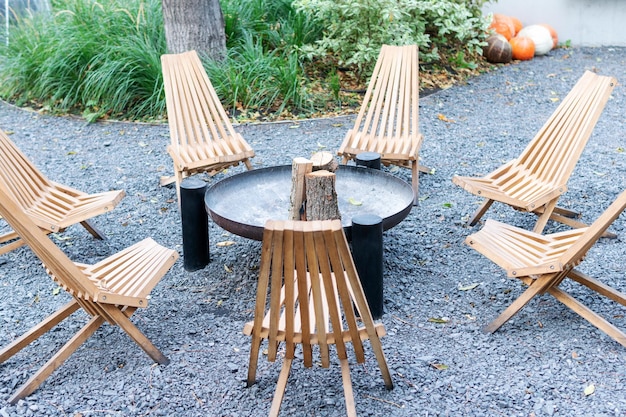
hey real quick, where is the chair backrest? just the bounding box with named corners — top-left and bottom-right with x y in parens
top-left (560, 189), bottom-right (626, 265)
top-left (161, 50), bottom-right (241, 155)
top-left (0, 129), bottom-right (52, 211)
top-left (351, 44), bottom-right (420, 143)
top-left (0, 181), bottom-right (98, 299)
top-left (250, 219), bottom-right (378, 367)
top-left (516, 70), bottom-right (616, 186)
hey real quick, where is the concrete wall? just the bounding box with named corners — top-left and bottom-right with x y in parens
top-left (483, 0), bottom-right (626, 47)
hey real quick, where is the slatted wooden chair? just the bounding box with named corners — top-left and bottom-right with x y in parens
top-left (337, 44), bottom-right (427, 205)
top-left (0, 128), bottom-right (124, 255)
top-left (452, 71), bottom-right (616, 234)
top-left (0, 183), bottom-right (179, 403)
top-left (465, 189), bottom-right (626, 347)
top-left (244, 219), bottom-right (393, 417)
top-left (160, 50), bottom-right (255, 201)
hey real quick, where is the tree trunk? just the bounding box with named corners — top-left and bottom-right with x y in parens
top-left (162, 0), bottom-right (226, 60)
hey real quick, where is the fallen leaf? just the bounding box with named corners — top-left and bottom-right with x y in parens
top-left (289, 124), bottom-right (300, 129)
top-left (442, 202), bottom-right (452, 208)
top-left (67, 151), bottom-right (77, 155)
top-left (584, 384), bottom-right (595, 396)
top-left (332, 123), bottom-right (343, 127)
top-left (437, 113), bottom-right (455, 123)
top-left (216, 240), bottom-right (236, 247)
top-left (572, 351), bottom-right (579, 359)
top-left (348, 197), bottom-right (362, 206)
top-left (224, 265), bottom-right (232, 273)
top-left (52, 287), bottom-right (61, 295)
top-left (428, 317), bottom-right (449, 324)
top-left (458, 282), bottom-right (480, 291)
top-left (431, 363), bottom-right (449, 370)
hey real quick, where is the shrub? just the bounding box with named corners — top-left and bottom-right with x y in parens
top-left (293, 0), bottom-right (491, 75)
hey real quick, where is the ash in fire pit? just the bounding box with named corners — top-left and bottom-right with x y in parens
top-left (205, 165), bottom-right (414, 241)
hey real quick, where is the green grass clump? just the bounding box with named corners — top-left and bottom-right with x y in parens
top-left (0, 0), bottom-right (166, 122)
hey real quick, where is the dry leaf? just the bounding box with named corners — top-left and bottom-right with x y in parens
top-left (216, 240), bottom-right (236, 247)
top-left (52, 287), bottom-right (61, 295)
top-left (431, 363), bottom-right (449, 370)
top-left (224, 265), bottom-right (233, 273)
top-left (458, 282), bottom-right (480, 291)
top-left (584, 384), bottom-right (595, 396)
top-left (348, 197), bottom-right (362, 206)
top-left (428, 317), bottom-right (449, 324)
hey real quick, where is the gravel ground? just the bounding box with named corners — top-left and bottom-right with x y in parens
top-left (1, 46), bottom-right (626, 417)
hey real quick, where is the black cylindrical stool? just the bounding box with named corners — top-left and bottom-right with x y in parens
top-left (351, 214), bottom-right (384, 319)
top-left (180, 177), bottom-right (210, 271)
top-left (355, 152), bottom-right (381, 170)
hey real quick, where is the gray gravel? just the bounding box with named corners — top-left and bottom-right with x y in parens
top-left (1, 46), bottom-right (626, 417)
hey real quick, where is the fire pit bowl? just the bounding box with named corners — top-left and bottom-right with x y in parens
top-left (205, 165), bottom-right (414, 241)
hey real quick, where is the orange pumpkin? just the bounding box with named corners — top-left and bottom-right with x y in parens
top-left (489, 20), bottom-right (513, 40)
top-left (510, 16), bottom-right (523, 35)
top-left (509, 36), bottom-right (535, 61)
top-left (540, 23), bottom-right (558, 48)
top-left (493, 14), bottom-right (516, 38)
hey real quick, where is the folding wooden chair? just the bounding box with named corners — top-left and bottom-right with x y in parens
top-left (465, 189), bottom-right (626, 347)
top-left (453, 71), bottom-right (616, 233)
top-left (160, 50), bottom-right (255, 201)
top-left (244, 219), bottom-right (393, 417)
top-left (0, 128), bottom-right (124, 255)
top-left (0, 184), bottom-right (179, 403)
top-left (337, 44), bottom-right (427, 205)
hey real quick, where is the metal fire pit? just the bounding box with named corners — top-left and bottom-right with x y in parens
top-left (205, 165), bottom-right (414, 241)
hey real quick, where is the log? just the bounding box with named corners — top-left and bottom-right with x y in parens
top-left (289, 157), bottom-right (313, 220)
top-left (310, 151), bottom-right (338, 172)
top-left (305, 170), bottom-right (341, 221)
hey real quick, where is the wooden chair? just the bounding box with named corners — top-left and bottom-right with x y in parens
top-left (452, 70), bottom-right (616, 234)
top-left (465, 189), bottom-right (626, 347)
top-left (160, 50), bottom-right (255, 201)
top-left (337, 44), bottom-right (427, 205)
top-left (0, 128), bottom-right (125, 255)
top-left (0, 183), bottom-right (179, 404)
top-left (244, 219), bottom-right (393, 417)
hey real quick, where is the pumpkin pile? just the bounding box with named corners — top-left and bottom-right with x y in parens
top-left (484, 13), bottom-right (558, 64)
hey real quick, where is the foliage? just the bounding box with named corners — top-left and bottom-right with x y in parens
top-left (0, 0), bottom-right (494, 122)
top-left (293, 0), bottom-right (491, 75)
top-left (0, 0), bottom-right (166, 121)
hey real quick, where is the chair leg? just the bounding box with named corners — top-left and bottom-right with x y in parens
top-left (483, 275), bottom-right (556, 334)
top-left (0, 301), bottom-right (80, 363)
top-left (368, 335), bottom-right (394, 390)
top-left (246, 336), bottom-right (263, 387)
top-left (532, 199), bottom-right (559, 234)
top-left (8, 315), bottom-right (104, 404)
top-left (269, 357), bottom-right (293, 417)
top-left (548, 286), bottom-right (626, 348)
top-left (340, 358), bottom-right (357, 417)
top-left (468, 199), bottom-right (494, 226)
top-left (102, 305), bottom-right (169, 365)
top-left (411, 161), bottom-right (419, 206)
top-left (80, 220), bottom-right (106, 240)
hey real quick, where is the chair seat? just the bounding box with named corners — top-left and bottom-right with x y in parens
top-left (26, 184), bottom-right (124, 230)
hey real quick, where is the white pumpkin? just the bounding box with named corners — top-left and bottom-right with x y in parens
top-left (517, 24), bottom-right (553, 56)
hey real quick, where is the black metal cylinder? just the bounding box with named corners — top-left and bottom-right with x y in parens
top-left (355, 152), bottom-right (381, 170)
top-left (351, 214), bottom-right (384, 319)
top-left (180, 177), bottom-right (210, 271)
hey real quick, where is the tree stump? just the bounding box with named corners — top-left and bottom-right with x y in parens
top-left (310, 151), bottom-right (339, 172)
top-left (305, 170), bottom-right (341, 221)
top-left (289, 157), bottom-right (313, 220)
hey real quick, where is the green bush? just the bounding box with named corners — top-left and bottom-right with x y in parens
top-left (293, 0), bottom-right (491, 75)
